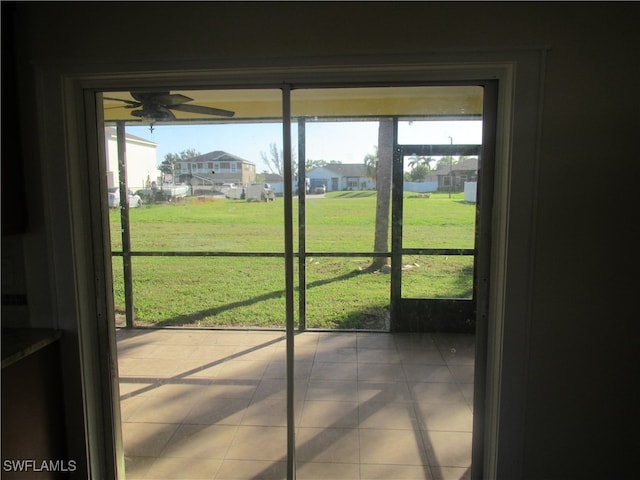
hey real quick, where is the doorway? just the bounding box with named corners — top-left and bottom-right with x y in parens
top-left (390, 83), bottom-right (496, 334)
top-left (102, 83), bottom-right (494, 479)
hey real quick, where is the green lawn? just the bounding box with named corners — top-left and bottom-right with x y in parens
top-left (110, 192), bottom-right (476, 329)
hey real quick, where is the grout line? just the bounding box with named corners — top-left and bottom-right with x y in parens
top-left (119, 330), bottom-right (475, 479)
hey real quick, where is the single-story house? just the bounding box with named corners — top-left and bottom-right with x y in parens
top-left (433, 156), bottom-right (478, 192)
top-left (104, 127), bottom-right (159, 190)
top-left (306, 163), bottom-right (375, 192)
top-left (175, 150), bottom-right (256, 187)
top-left (263, 173), bottom-right (285, 194)
top-left (257, 173), bottom-right (313, 195)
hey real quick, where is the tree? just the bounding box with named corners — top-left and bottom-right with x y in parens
top-left (260, 143), bottom-right (283, 176)
top-left (405, 155), bottom-right (433, 182)
top-left (260, 143), bottom-right (297, 178)
top-left (255, 172), bottom-right (267, 183)
top-left (408, 155), bottom-right (434, 171)
top-left (305, 159), bottom-right (342, 171)
top-left (364, 146), bottom-right (378, 179)
top-left (407, 163), bottom-right (431, 182)
top-left (161, 149), bottom-right (201, 173)
top-left (436, 155), bottom-right (457, 170)
top-left (306, 159), bottom-right (327, 170)
top-left (159, 153), bottom-right (178, 177)
top-left (370, 118), bottom-right (393, 270)
top-left (160, 149), bottom-right (201, 185)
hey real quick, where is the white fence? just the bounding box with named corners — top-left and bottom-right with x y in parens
top-left (403, 181), bottom-right (438, 193)
top-left (464, 181), bottom-right (477, 203)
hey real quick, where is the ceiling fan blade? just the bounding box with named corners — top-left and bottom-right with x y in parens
top-left (103, 96), bottom-right (141, 108)
top-left (131, 92), bottom-right (193, 106)
top-left (170, 103), bottom-right (235, 118)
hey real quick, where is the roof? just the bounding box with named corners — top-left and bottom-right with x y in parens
top-left (433, 157), bottom-right (478, 175)
top-left (264, 173), bottom-right (284, 183)
top-left (319, 163), bottom-right (370, 177)
top-left (177, 150), bottom-right (255, 165)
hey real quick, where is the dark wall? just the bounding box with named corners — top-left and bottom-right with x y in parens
top-left (2, 342), bottom-right (69, 479)
top-left (9, 2), bottom-right (639, 479)
top-left (1, 2), bottom-right (27, 235)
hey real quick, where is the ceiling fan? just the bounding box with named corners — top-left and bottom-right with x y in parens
top-left (104, 91), bottom-right (235, 131)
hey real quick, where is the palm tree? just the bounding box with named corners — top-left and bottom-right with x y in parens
top-left (408, 155), bottom-right (433, 171)
top-left (408, 164), bottom-right (431, 182)
top-left (364, 146), bottom-right (378, 179)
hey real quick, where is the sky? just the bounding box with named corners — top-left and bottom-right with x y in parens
top-left (126, 120), bottom-right (483, 173)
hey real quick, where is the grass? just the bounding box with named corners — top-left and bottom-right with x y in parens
top-left (110, 191), bottom-right (476, 329)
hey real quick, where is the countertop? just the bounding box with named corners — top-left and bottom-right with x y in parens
top-left (2, 328), bottom-right (63, 368)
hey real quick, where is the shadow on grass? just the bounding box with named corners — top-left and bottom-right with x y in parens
top-left (147, 267), bottom-right (370, 328)
top-left (130, 261), bottom-right (474, 330)
top-left (330, 191), bottom-right (376, 199)
top-left (445, 263), bottom-right (474, 299)
top-left (307, 307), bottom-right (389, 330)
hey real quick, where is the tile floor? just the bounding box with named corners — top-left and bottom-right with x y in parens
top-left (117, 329), bottom-right (474, 480)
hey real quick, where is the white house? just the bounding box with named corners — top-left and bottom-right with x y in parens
top-left (104, 127), bottom-right (159, 190)
top-left (306, 163), bottom-right (375, 192)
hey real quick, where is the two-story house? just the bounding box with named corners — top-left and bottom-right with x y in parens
top-left (175, 150), bottom-right (256, 188)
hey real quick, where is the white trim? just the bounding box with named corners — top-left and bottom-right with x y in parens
top-left (37, 51), bottom-right (544, 478)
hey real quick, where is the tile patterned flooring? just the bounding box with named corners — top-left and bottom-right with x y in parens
top-left (117, 329), bottom-right (474, 479)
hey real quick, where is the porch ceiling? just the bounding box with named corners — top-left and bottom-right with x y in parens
top-left (102, 86), bottom-right (483, 123)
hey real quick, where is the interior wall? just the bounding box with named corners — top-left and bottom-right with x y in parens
top-left (10, 3), bottom-right (638, 479)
